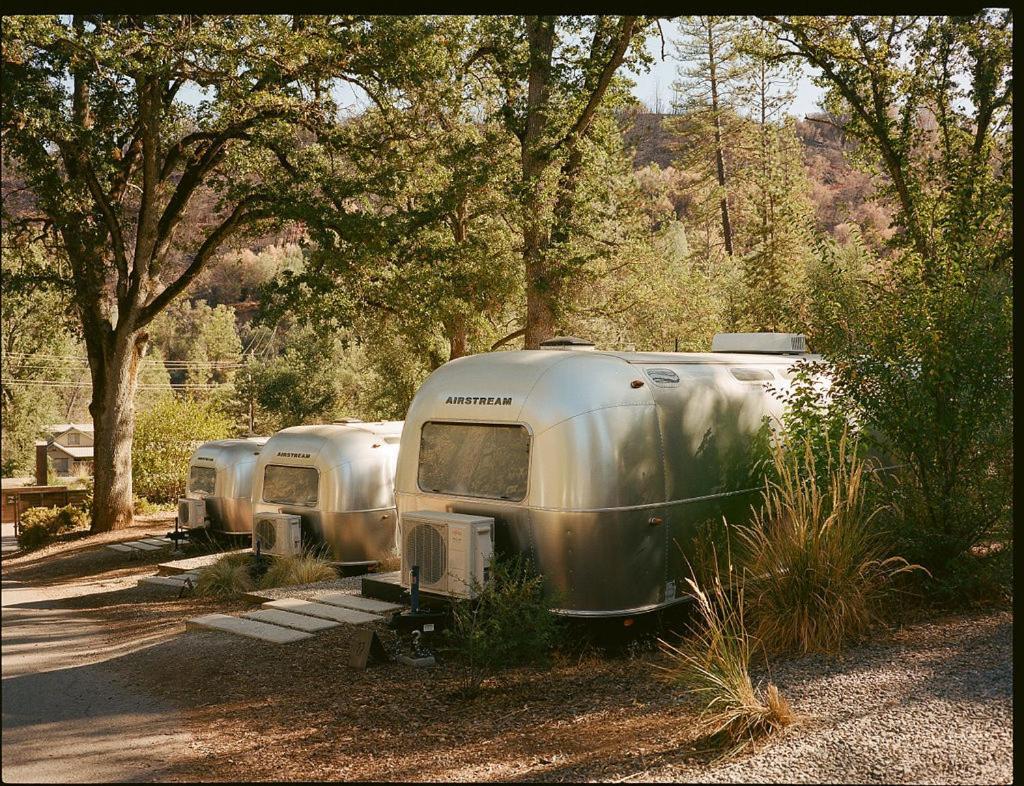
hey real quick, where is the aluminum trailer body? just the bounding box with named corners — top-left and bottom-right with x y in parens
top-left (395, 341), bottom-right (819, 617)
top-left (250, 421), bottom-right (403, 564)
top-left (186, 437), bottom-right (269, 534)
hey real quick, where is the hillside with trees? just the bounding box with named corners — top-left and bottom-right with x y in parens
top-left (2, 14), bottom-right (1011, 599)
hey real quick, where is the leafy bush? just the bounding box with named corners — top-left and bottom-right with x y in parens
top-left (133, 496), bottom-right (165, 515)
top-left (194, 552), bottom-right (256, 597)
top-left (657, 556), bottom-right (793, 756)
top-left (771, 363), bottom-right (866, 480)
top-left (71, 476), bottom-right (94, 508)
top-left (808, 238), bottom-right (1012, 588)
top-left (16, 507), bottom-right (60, 550)
top-left (16, 504), bottom-right (90, 550)
top-left (739, 433), bottom-right (919, 655)
top-left (133, 396), bottom-right (232, 503)
top-left (444, 555), bottom-right (561, 697)
top-left (257, 553), bottom-right (337, 589)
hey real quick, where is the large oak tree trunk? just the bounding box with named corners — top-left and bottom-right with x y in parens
top-left (87, 331), bottom-right (146, 532)
top-left (447, 313), bottom-right (469, 361)
top-left (525, 261), bottom-right (559, 349)
top-left (518, 17), bottom-right (637, 348)
top-left (522, 16), bottom-right (557, 350)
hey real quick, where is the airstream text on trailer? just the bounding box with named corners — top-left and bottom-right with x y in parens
top-left (394, 334), bottom-right (818, 618)
top-left (250, 421), bottom-right (403, 564)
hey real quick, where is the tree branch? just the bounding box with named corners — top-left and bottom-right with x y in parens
top-left (556, 16), bottom-right (640, 150)
top-left (490, 327), bottom-right (526, 351)
top-left (137, 198), bottom-right (266, 326)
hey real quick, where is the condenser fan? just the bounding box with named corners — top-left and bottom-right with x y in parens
top-left (255, 517), bottom-right (277, 550)
top-left (405, 523), bottom-right (447, 585)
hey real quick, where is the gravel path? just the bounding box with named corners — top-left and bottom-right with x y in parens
top-left (644, 611), bottom-right (1013, 784)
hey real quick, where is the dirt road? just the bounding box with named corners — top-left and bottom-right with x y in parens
top-left (1, 569), bottom-right (197, 782)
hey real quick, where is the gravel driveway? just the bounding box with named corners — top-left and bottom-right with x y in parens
top-left (643, 611), bottom-right (1013, 784)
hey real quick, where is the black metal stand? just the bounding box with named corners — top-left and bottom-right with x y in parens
top-left (391, 564), bottom-right (443, 666)
top-left (166, 513), bottom-right (189, 554)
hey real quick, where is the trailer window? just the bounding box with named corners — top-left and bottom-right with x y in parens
top-left (262, 465), bottom-right (319, 507)
top-left (418, 422), bottom-right (530, 501)
top-left (729, 367), bottom-right (774, 382)
top-left (188, 466), bottom-right (216, 495)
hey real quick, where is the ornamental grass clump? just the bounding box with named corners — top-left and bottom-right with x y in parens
top-left (195, 552), bottom-right (256, 597)
top-left (257, 552), bottom-right (337, 589)
top-left (657, 555), bottom-right (793, 755)
top-left (738, 432), bottom-right (921, 656)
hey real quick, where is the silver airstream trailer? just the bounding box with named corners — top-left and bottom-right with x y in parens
top-left (394, 334), bottom-right (817, 618)
top-left (250, 421), bottom-right (404, 565)
top-left (181, 437), bottom-right (268, 534)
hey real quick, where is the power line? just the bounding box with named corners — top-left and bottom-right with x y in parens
top-left (3, 354), bottom-right (245, 368)
top-left (4, 379), bottom-right (223, 390)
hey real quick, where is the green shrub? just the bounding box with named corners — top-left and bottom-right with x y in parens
top-left (808, 244), bottom-right (1012, 590)
top-left (133, 496), bottom-right (173, 515)
top-left (444, 555), bottom-right (561, 697)
top-left (17, 507), bottom-right (60, 550)
top-left (657, 555), bottom-right (793, 756)
top-left (738, 432), bottom-right (919, 655)
top-left (194, 552), bottom-right (256, 597)
top-left (53, 503), bottom-right (89, 532)
top-left (16, 504), bottom-right (90, 550)
top-left (133, 396), bottom-right (232, 503)
top-left (257, 553), bottom-right (337, 589)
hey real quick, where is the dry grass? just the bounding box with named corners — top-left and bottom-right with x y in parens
top-left (257, 553), bottom-right (337, 589)
top-left (372, 547), bottom-right (401, 573)
top-left (738, 433), bottom-right (922, 655)
top-left (194, 552), bottom-right (255, 597)
top-left (657, 556), bottom-right (794, 757)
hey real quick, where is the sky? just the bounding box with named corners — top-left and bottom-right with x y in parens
top-left (624, 31), bottom-right (826, 119)
top-left (180, 21), bottom-right (829, 121)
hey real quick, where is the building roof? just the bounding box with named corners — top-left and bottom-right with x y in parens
top-left (43, 423), bottom-right (94, 435)
top-left (47, 444), bottom-right (94, 460)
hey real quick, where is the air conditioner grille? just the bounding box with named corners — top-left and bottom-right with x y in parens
top-left (405, 523), bottom-right (446, 584)
top-left (255, 517), bottom-right (277, 550)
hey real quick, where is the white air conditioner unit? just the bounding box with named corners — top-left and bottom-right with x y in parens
top-left (252, 513), bottom-right (302, 557)
top-left (400, 511), bottom-right (494, 599)
top-left (711, 332), bottom-right (807, 354)
top-left (177, 497), bottom-right (207, 528)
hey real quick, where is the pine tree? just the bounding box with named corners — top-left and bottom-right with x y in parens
top-left (670, 16), bottom-right (748, 258)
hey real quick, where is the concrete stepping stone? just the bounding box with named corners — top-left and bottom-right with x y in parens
top-left (242, 608), bottom-right (340, 633)
top-left (139, 538), bottom-right (172, 546)
top-left (318, 592), bottom-right (403, 614)
top-left (158, 549), bottom-right (249, 575)
top-left (139, 575), bottom-right (195, 589)
top-left (186, 613), bottom-right (312, 643)
top-left (125, 541), bottom-right (163, 551)
top-left (262, 598), bottom-right (380, 625)
top-left (106, 543), bottom-right (137, 553)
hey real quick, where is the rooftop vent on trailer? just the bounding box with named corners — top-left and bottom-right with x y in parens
top-left (538, 336), bottom-right (596, 351)
top-left (711, 333), bottom-right (807, 355)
